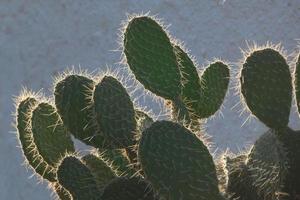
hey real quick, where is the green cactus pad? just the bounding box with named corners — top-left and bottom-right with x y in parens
top-left (124, 16), bottom-right (182, 100)
top-left (247, 129), bottom-right (290, 199)
top-left (226, 154), bottom-right (256, 200)
top-left (196, 61), bottom-right (230, 118)
top-left (82, 153), bottom-right (116, 189)
top-left (16, 97), bottom-right (56, 181)
top-left (55, 74), bottom-right (104, 146)
top-left (240, 48), bottom-right (292, 130)
top-left (93, 76), bottom-right (136, 148)
top-left (101, 177), bottom-right (157, 200)
top-left (31, 102), bottom-right (75, 165)
top-left (138, 120), bottom-right (223, 200)
top-left (294, 54), bottom-right (300, 115)
top-left (99, 149), bottom-right (136, 177)
top-left (57, 156), bottom-right (101, 200)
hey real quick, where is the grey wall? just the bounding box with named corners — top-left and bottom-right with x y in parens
top-left (1, 0), bottom-right (300, 199)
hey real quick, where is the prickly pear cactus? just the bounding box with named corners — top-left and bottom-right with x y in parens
top-left (13, 14), bottom-right (300, 200)
top-left (124, 15), bottom-right (229, 125)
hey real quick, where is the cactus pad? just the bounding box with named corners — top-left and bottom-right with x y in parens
top-left (82, 153), bottom-right (116, 189)
top-left (57, 156), bottom-right (101, 200)
top-left (31, 102), bottom-right (75, 165)
top-left (225, 154), bottom-right (256, 200)
top-left (240, 48), bottom-right (292, 130)
top-left (246, 129), bottom-right (289, 199)
top-left (196, 61), bottom-right (229, 118)
top-left (138, 120), bottom-right (222, 200)
top-left (124, 16), bottom-right (181, 100)
top-left (93, 76), bottom-right (136, 148)
top-left (99, 149), bottom-right (136, 177)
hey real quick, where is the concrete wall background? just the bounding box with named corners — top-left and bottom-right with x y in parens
top-left (1, 0), bottom-right (300, 199)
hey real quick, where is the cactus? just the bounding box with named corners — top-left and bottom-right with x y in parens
top-left (13, 14), bottom-right (300, 200)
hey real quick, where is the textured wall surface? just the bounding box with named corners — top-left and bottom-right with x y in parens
top-left (1, 0), bottom-right (300, 199)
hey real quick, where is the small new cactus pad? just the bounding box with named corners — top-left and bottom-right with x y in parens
top-left (138, 120), bottom-right (223, 200)
top-left (57, 156), bottom-right (101, 200)
top-left (124, 16), bottom-right (182, 100)
top-left (196, 61), bottom-right (229, 118)
top-left (55, 74), bottom-right (102, 145)
top-left (82, 153), bottom-right (116, 189)
top-left (294, 53), bottom-right (300, 115)
top-left (240, 48), bottom-right (292, 130)
top-left (31, 102), bottom-right (75, 165)
top-left (101, 177), bottom-right (157, 200)
top-left (16, 96), bottom-right (55, 181)
top-left (93, 75), bottom-right (136, 148)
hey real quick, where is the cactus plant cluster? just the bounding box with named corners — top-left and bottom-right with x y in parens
top-left (14, 14), bottom-right (300, 200)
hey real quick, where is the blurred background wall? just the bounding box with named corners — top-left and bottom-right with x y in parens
top-left (1, 0), bottom-right (300, 199)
